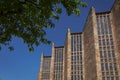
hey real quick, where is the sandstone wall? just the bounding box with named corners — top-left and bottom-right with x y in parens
top-left (83, 7), bottom-right (97, 80)
top-left (111, 0), bottom-right (120, 76)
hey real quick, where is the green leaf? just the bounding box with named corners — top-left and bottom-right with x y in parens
top-left (29, 47), bottom-right (34, 52)
top-left (73, 8), bottom-right (80, 16)
top-left (8, 46), bottom-right (14, 51)
top-left (56, 8), bottom-right (62, 14)
top-left (0, 0), bottom-right (87, 51)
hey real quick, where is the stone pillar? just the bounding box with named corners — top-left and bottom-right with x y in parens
top-left (82, 33), bottom-right (85, 80)
top-left (50, 42), bottom-right (55, 80)
top-left (38, 53), bottom-right (44, 80)
top-left (91, 7), bottom-right (102, 80)
top-left (83, 7), bottom-right (97, 80)
top-left (66, 28), bottom-right (71, 80)
top-left (111, 0), bottom-right (120, 77)
top-left (62, 47), bottom-right (65, 80)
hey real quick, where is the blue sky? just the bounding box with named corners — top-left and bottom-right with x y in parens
top-left (0, 0), bottom-right (115, 80)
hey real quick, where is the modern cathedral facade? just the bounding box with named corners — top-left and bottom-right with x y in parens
top-left (38, 0), bottom-right (120, 80)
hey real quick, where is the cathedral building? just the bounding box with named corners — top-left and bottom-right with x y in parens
top-left (38, 0), bottom-right (120, 80)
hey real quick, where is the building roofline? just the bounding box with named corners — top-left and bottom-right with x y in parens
top-left (43, 56), bottom-right (51, 58)
top-left (54, 46), bottom-right (64, 48)
top-left (95, 11), bottom-right (111, 15)
top-left (110, 0), bottom-right (117, 11)
top-left (71, 32), bottom-right (82, 35)
top-left (83, 3), bottom-right (113, 31)
top-left (95, 0), bottom-right (116, 14)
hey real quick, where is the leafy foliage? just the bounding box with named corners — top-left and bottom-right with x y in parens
top-left (0, 0), bottom-right (87, 51)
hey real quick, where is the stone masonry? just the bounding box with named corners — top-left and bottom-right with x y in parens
top-left (38, 1), bottom-right (120, 80)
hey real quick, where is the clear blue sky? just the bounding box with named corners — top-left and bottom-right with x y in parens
top-left (0, 0), bottom-right (115, 80)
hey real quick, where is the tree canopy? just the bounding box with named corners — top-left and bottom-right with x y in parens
top-left (0, 0), bottom-right (87, 51)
